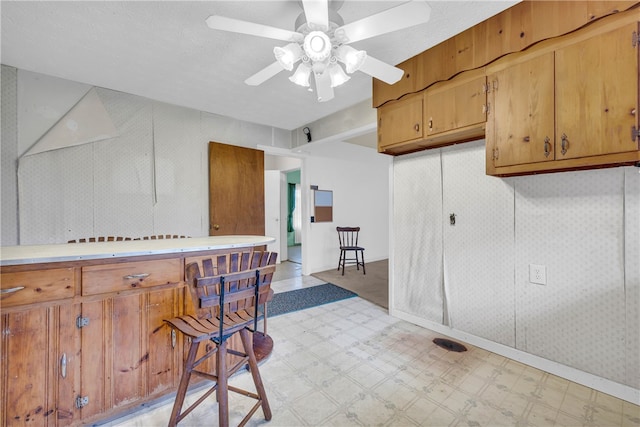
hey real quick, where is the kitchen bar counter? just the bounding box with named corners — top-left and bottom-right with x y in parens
top-left (0, 235), bottom-right (275, 425)
top-left (0, 235), bottom-right (274, 266)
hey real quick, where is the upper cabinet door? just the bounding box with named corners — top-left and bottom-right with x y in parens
top-left (424, 69), bottom-right (487, 137)
top-left (555, 22), bottom-right (639, 160)
top-left (489, 52), bottom-right (556, 168)
top-left (377, 92), bottom-right (423, 151)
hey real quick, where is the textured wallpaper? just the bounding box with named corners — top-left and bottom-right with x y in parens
top-left (392, 143), bottom-right (640, 389)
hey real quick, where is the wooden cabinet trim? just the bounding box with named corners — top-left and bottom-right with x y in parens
top-left (373, 1), bottom-right (639, 107)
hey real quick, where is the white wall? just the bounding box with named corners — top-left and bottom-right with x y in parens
top-left (391, 140), bottom-right (640, 403)
top-left (0, 66), bottom-right (293, 245)
top-left (299, 140), bottom-right (391, 274)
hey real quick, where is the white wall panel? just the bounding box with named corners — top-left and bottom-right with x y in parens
top-left (92, 89), bottom-right (154, 239)
top-left (1, 66), bottom-right (19, 246)
top-left (624, 167), bottom-right (640, 388)
top-left (16, 69), bottom-right (90, 156)
top-left (392, 151), bottom-right (444, 323)
top-left (18, 144), bottom-right (94, 244)
top-left (513, 168), bottom-right (627, 384)
top-left (152, 102), bottom-right (206, 237)
top-left (441, 141), bottom-right (515, 346)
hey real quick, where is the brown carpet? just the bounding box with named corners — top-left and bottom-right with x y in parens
top-left (312, 259), bottom-right (388, 309)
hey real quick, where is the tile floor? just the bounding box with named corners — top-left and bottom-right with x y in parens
top-left (101, 272), bottom-right (640, 427)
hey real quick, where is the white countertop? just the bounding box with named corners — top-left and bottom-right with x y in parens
top-left (0, 235), bottom-right (275, 266)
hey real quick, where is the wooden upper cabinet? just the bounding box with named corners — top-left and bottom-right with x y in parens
top-left (555, 22), bottom-right (639, 160)
top-left (372, 1), bottom-right (639, 108)
top-left (424, 68), bottom-right (487, 146)
top-left (487, 10), bottom-right (640, 176)
top-left (372, 56), bottom-right (417, 107)
top-left (377, 92), bottom-right (423, 154)
top-left (488, 52), bottom-right (555, 168)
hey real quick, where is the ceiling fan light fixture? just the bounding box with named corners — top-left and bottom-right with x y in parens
top-left (336, 45), bottom-right (367, 74)
top-left (274, 43), bottom-right (303, 71)
top-left (303, 31), bottom-right (332, 62)
top-left (289, 62), bottom-right (312, 87)
top-left (327, 63), bottom-right (350, 87)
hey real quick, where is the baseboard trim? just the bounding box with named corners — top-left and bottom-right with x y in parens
top-left (390, 308), bottom-right (640, 405)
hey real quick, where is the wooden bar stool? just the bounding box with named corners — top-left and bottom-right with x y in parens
top-left (164, 251), bottom-right (277, 427)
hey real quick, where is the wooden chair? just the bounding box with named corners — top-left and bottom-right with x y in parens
top-left (336, 226), bottom-right (366, 276)
top-left (164, 251), bottom-right (277, 427)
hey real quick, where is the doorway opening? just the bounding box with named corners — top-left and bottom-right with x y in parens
top-left (287, 170), bottom-right (302, 264)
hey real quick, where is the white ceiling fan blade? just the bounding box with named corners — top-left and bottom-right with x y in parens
top-left (245, 62), bottom-right (286, 86)
top-left (206, 15), bottom-right (303, 42)
top-left (302, 0), bottom-right (328, 30)
top-left (358, 55), bottom-right (404, 85)
top-left (334, 1), bottom-right (431, 44)
top-left (314, 71), bottom-right (334, 102)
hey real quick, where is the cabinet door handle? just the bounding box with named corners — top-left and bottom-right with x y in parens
top-left (1, 286), bottom-right (25, 294)
top-left (560, 133), bottom-right (569, 155)
top-left (428, 118), bottom-right (433, 131)
top-left (414, 123), bottom-right (420, 133)
top-left (61, 353), bottom-right (67, 379)
top-left (171, 330), bottom-right (176, 349)
top-left (123, 273), bottom-right (150, 279)
top-left (523, 136), bottom-right (530, 142)
top-left (544, 137), bottom-right (551, 157)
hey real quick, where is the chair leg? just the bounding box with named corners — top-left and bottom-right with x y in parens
top-left (168, 340), bottom-right (200, 427)
top-left (337, 250), bottom-right (343, 272)
top-left (341, 251), bottom-right (346, 275)
top-left (217, 339), bottom-right (229, 427)
top-left (361, 250), bottom-right (366, 275)
top-left (240, 329), bottom-right (272, 421)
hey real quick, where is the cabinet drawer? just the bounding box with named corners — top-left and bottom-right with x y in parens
top-left (82, 259), bottom-right (181, 296)
top-left (1, 268), bottom-right (75, 307)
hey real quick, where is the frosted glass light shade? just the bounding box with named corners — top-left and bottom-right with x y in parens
top-left (328, 63), bottom-right (350, 87)
top-left (289, 62), bottom-right (312, 87)
top-left (274, 43), bottom-right (303, 71)
top-left (336, 45), bottom-right (367, 74)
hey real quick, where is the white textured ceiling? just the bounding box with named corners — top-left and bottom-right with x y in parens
top-left (1, 1), bottom-right (518, 131)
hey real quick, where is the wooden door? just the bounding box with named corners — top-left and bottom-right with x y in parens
top-left (209, 142), bottom-right (265, 236)
top-left (555, 23), bottom-right (639, 160)
top-left (424, 70), bottom-right (487, 136)
top-left (377, 93), bottom-right (423, 150)
top-left (489, 52), bottom-right (555, 167)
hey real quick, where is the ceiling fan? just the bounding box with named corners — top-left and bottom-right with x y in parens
top-left (205, 0), bottom-right (431, 102)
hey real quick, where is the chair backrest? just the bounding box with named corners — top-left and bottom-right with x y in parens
top-left (337, 227), bottom-right (361, 248)
top-left (138, 235), bottom-right (189, 240)
top-left (68, 236), bottom-right (132, 243)
top-left (185, 251), bottom-right (277, 338)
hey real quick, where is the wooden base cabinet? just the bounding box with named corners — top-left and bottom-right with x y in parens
top-left (79, 287), bottom-right (183, 421)
top-left (487, 10), bottom-right (640, 176)
top-left (1, 303), bottom-right (82, 426)
top-left (1, 264), bottom-right (184, 426)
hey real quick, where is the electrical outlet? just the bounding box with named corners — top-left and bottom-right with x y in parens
top-left (529, 264), bottom-right (546, 285)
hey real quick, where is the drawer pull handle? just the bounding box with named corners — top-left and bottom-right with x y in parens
top-left (171, 330), bottom-right (176, 349)
top-left (1, 286), bottom-right (25, 294)
top-left (124, 273), bottom-right (150, 280)
top-left (61, 353), bottom-right (67, 379)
